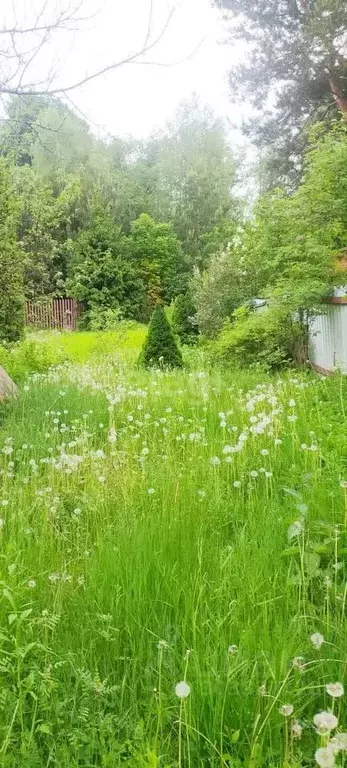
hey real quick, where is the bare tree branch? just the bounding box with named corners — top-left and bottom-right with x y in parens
top-left (0, 0), bottom-right (177, 98)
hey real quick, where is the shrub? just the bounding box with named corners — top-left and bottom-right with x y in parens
top-left (191, 250), bottom-right (251, 339)
top-left (172, 293), bottom-right (199, 345)
top-left (88, 307), bottom-right (122, 331)
top-left (138, 305), bottom-right (183, 368)
top-left (212, 305), bottom-right (305, 371)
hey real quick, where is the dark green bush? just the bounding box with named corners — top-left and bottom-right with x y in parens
top-left (138, 305), bottom-right (183, 368)
top-left (172, 293), bottom-right (199, 345)
top-left (0, 158), bottom-right (25, 342)
top-left (212, 305), bottom-right (306, 371)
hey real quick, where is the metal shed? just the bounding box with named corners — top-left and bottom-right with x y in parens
top-left (309, 291), bottom-right (347, 374)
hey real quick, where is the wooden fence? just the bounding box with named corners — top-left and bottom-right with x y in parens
top-left (25, 298), bottom-right (80, 331)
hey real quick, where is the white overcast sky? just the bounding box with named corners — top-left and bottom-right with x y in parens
top-left (1, 0), bottom-right (247, 139)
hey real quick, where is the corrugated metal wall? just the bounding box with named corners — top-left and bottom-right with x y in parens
top-left (309, 304), bottom-right (347, 373)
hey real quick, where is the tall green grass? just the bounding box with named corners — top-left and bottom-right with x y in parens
top-left (0, 330), bottom-right (346, 766)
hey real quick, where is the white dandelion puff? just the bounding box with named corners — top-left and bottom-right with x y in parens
top-left (175, 681), bottom-right (191, 698)
top-left (311, 632), bottom-right (324, 649)
top-left (313, 711), bottom-right (338, 735)
top-left (228, 644), bottom-right (238, 655)
top-left (330, 733), bottom-right (347, 752)
top-left (279, 704), bottom-right (294, 717)
top-left (288, 520), bottom-right (303, 540)
top-left (326, 683), bottom-right (344, 698)
top-left (314, 746), bottom-right (335, 768)
top-left (291, 720), bottom-right (303, 739)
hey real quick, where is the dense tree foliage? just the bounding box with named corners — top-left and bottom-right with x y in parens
top-left (0, 95), bottom-right (239, 329)
top-left (0, 159), bottom-right (24, 342)
top-left (172, 293), bottom-right (199, 345)
top-left (215, 0), bottom-right (347, 185)
top-left (200, 123), bottom-right (347, 367)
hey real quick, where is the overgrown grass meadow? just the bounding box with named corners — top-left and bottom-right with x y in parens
top-left (0, 328), bottom-right (346, 767)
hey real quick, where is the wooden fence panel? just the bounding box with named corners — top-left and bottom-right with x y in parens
top-left (25, 298), bottom-right (80, 331)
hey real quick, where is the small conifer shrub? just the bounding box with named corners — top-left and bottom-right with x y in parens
top-left (138, 304), bottom-right (183, 368)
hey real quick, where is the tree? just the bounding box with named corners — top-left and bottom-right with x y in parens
top-left (147, 99), bottom-right (239, 266)
top-left (0, 2), bottom-right (174, 99)
top-left (206, 122), bottom-right (347, 367)
top-left (172, 293), bottom-right (199, 345)
top-left (128, 214), bottom-right (188, 313)
top-left (138, 304), bottom-right (183, 368)
top-left (0, 158), bottom-right (24, 342)
top-left (215, 0), bottom-right (347, 184)
top-left (67, 208), bottom-right (145, 325)
top-left (14, 165), bottom-right (82, 300)
top-left (191, 248), bottom-right (252, 338)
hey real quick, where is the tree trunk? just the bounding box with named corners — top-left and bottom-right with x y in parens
top-left (0, 367), bottom-right (17, 401)
top-left (327, 75), bottom-right (347, 117)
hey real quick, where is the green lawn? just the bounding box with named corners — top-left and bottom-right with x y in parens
top-left (0, 328), bottom-right (346, 767)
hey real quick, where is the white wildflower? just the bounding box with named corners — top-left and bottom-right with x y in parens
top-left (311, 632), bottom-right (324, 649)
top-left (326, 683), bottom-right (344, 698)
top-left (315, 746), bottom-right (335, 768)
top-left (288, 520), bottom-right (303, 540)
top-left (260, 449), bottom-right (269, 456)
top-left (147, 488), bottom-right (155, 495)
top-left (27, 579), bottom-right (36, 588)
top-left (279, 704), bottom-right (294, 717)
top-left (313, 712), bottom-right (338, 735)
top-left (233, 481), bottom-right (241, 488)
top-left (228, 644), bottom-right (238, 655)
top-left (291, 720), bottom-right (303, 739)
top-left (330, 733), bottom-right (347, 752)
top-left (175, 681), bottom-right (191, 699)
top-left (210, 456), bottom-right (221, 466)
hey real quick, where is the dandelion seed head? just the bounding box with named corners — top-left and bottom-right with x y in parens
top-left (27, 579), bottom-right (36, 589)
top-left (315, 746), bottom-right (335, 768)
top-left (175, 681), bottom-right (191, 698)
top-left (326, 683), bottom-right (344, 698)
top-left (311, 632), bottom-right (324, 649)
top-left (313, 711), bottom-right (338, 735)
top-left (291, 720), bottom-right (303, 738)
top-left (288, 520), bottom-right (303, 540)
top-left (330, 733), bottom-right (347, 752)
top-left (279, 704), bottom-right (294, 717)
top-left (228, 644), bottom-right (238, 655)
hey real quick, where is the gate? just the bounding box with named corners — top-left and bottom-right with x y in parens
top-left (25, 298), bottom-right (80, 331)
